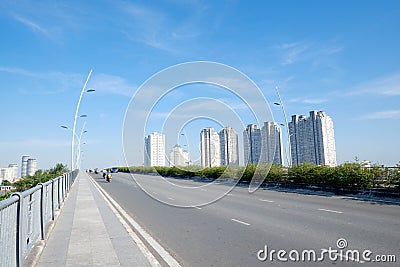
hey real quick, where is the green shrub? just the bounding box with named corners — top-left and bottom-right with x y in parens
top-left (121, 162), bottom-right (400, 189)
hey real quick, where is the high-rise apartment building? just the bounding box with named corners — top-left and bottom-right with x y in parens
top-left (200, 127), bottom-right (221, 168)
top-left (21, 155), bottom-right (30, 178)
top-left (219, 127), bottom-right (239, 166)
top-left (169, 145), bottom-right (190, 166)
top-left (144, 132), bottom-right (166, 166)
top-left (243, 124), bottom-right (262, 164)
top-left (8, 164), bottom-right (18, 180)
top-left (289, 110), bottom-right (337, 167)
top-left (27, 158), bottom-right (37, 176)
top-left (0, 168), bottom-right (11, 182)
top-left (261, 122), bottom-right (283, 165)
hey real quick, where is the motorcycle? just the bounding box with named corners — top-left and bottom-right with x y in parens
top-left (106, 173), bottom-right (112, 183)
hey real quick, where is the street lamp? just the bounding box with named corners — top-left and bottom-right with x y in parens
top-left (61, 121), bottom-right (87, 170)
top-left (61, 125), bottom-right (80, 169)
top-left (76, 122), bottom-right (87, 170)
top-left (71, 69), bottom-right (94, 171)
top-left (274, 86), bottom-right (292, 167)
top-left (180, 132), bottom-right (191, 166)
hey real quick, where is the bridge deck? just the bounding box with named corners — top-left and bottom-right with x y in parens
top-left (35, 172), bottom-right (151, 266)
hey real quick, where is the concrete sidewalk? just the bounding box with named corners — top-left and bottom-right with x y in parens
top-left (35, 171), bottom-right (151, 267)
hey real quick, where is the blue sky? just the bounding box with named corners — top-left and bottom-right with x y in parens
top-left (0, 0), bottom-right (399, 170)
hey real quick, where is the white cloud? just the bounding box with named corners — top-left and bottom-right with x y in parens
top-left (277, 41), bottom-right (343, 66)
top-left (118, 1), bottom-right (206, 53)
top-left (89, 73), bottom-right (135, 97)
top-left (278, 42), bottom-right (300, 49)
top-left (362, 110), bottom-right (400, 120)
top-left (0, 66), bottom-right (134, 97)
top-left (0, 66), bottom-right (82, 94)
top-left (13, 14), bottom-right (49, 37)
top-left (347, 72), bottom-right (400, 96)
top-left (287, 97), bottom-right (327, 104)
top-left (119, 3), bottom-right (176, 52)
top-left (0, 138), bottom-right (70, 148)
top-left (281, 43), bottom-right (309, 65)
top-left (0, 66), bottom-right (36, 76)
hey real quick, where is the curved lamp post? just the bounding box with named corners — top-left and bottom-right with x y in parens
top-left (274, 86), bottom-right (292, 167)
top-left (71, 69), bottom-right (94, 170)
top-left (62, 121), bottom-right (88, 170)
top-left (180, 132), bottom-right (191, 166)
top-left (76, 122), bottom-right (87, 170)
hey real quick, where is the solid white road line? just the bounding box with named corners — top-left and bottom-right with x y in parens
top-left (259, 199), bottom-right (275, 203)
top-left (318, 208), bottom-right (343, 214)
top-left (87, 174), bottom-right (161, 267)
top-left (231, 218), bottom-right (251, 226)
top-left (194, 206), bottom-right (202, 210)
top-left (88, 174), bottom-right (182, 267)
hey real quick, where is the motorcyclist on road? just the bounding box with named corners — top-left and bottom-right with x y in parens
top-left (106, 170), bottom-right (112, 183)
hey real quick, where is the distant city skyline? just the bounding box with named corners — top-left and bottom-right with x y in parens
top-left (0, 1), bottom-right (399, 168)
top-left (0, 154), bottom-right (37, 183)
top-left (147, 110), bottom-right (336, 168)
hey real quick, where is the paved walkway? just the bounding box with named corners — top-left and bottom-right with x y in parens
top-left (36, 172), bottom-right (151, 267)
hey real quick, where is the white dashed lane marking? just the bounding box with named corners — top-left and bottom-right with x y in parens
top-left (259, 199), bottom-right (275, 203)
top-left (318, 208), bottom-right (343, 214)
top-left (231, 218), bottom-right (251, 226)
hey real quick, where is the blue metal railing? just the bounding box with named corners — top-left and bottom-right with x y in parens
top-left (0, 170), bottom-right (78, 267)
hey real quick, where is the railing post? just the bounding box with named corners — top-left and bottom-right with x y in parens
top-left (11, 192), bottom-right (23, 267)
top-left (38, 183), bottom-right (46, 240)
top-left (51, 179), bottom-right (55, 220)
top-left (62, 174), bottom-right (65, 202)
top-left (67, 172), bottom-right (70, 192)
top-left (64, 173), bottom-right (67, 198)
top-left (65, 173), bottom-right (68, 194)
top-left (57, 177), bottom-right (61, 209)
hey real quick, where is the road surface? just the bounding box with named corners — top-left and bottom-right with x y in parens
top-left (90, 172), bottom-right (399, 266)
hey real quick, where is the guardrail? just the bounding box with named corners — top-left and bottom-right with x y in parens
top-left (0, 170), bottom-right (78, 267)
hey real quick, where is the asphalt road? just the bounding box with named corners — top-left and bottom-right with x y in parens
top-left (90, 172), bottom-right (399, 267)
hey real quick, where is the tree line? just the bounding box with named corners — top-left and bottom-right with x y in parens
top-left (117, 161), bottom-right (400, 189)
top-left (0, 163), bottom-right (69, 201)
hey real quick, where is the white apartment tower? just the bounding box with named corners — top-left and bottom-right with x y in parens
top-left (289, 111), bottom-right (337, 167)
top-left (27, 159), bottom-right (37, 176)
top-left (200, 128), bottom-right (221, 168)
top-left (21, 155), bottom-right (30, 178)
top-left (243, 124), bottom-right (262, 164)
top-left (261, 122), bottom-right (283, 165)
top-left (219, 127), bottom-right (239, 166)
top-left (169, 145), bottom-right (190, 166)
top-left (144, 132), bottom-right (166, 166)
top-left (9, 164), bottom-right (18, 179)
